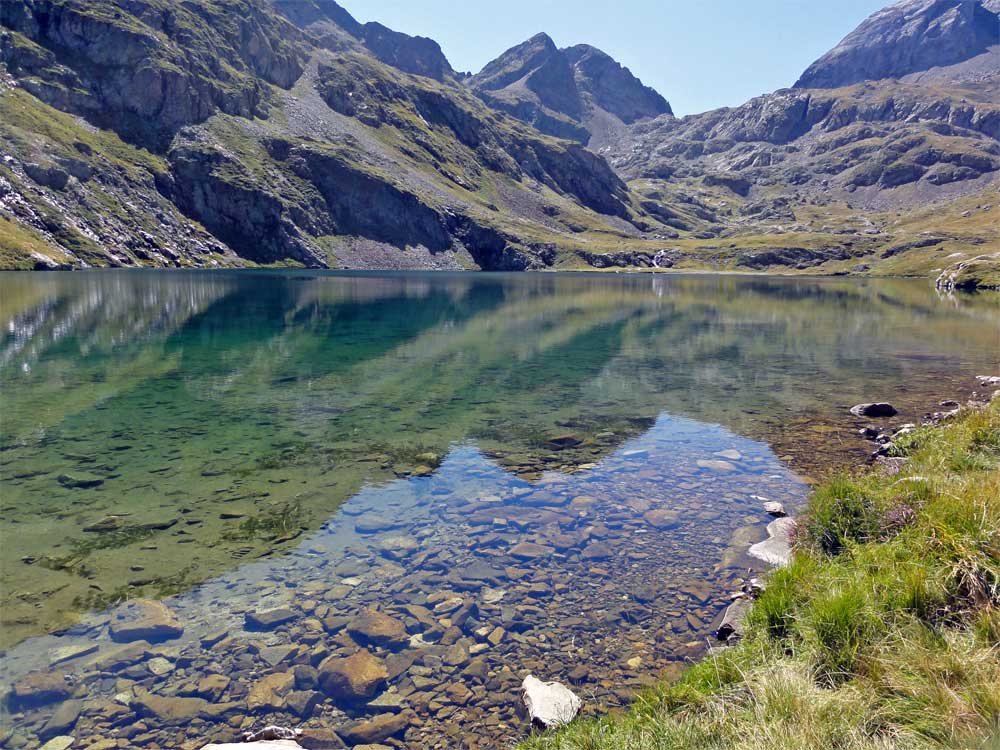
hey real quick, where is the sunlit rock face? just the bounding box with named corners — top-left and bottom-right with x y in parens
top-left (795, 0), bottom-right (1000, 89)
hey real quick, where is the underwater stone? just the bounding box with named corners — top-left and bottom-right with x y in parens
top-left (849, 402), bottom-right (897, 418)
top-left (245, 607), bottom-right (295, 631)
top-left (109, 599), bottom-right (183, 643)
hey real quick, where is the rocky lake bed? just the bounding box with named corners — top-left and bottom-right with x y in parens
top-left (1, 417), bottom-right (806, 749)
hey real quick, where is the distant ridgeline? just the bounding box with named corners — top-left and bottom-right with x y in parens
top-left (0, 0), bottom-right (997, 277)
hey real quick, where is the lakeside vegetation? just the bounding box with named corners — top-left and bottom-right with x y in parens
top-left (523, 399), bottom-right (1000, 750)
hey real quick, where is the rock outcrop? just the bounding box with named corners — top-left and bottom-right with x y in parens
top-left (795, 0), bottom-right (1000, 89)
top-left (0, 0), bottom-right (658, 271)
top-left (270, 0), bottom-right (455, 80)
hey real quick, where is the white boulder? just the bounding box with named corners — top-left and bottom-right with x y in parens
top-left (522, 674), bottom-right (582, 729)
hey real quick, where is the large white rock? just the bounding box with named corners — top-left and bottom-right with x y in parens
top-left (521, 674), bottom-right (582, 729)
top-left (749, 517), bottom-right (796, 567)
top-left (201, 743), bottom-right (302, 749)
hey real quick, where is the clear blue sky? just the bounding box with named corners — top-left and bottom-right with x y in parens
top-left (337, 0), bottom-right (887, 116)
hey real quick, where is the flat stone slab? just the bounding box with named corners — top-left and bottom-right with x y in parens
top-left (696, 459), bottom-right (736, 472)
top-left (109, 599), bottom-right (183, 643)
top-left (48, 643), bottom-right (98, 666)
top-left (245, 607), bottom-right (295, 630)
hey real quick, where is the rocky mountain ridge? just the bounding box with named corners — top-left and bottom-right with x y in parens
top-left (0, 0), bottom-right (997, 278)
top-left (1, 0), bottom-right (692, 271)
top-left (467, 32), bottom-right (672, 146)
top-left (593, 0), bottom-right (999, 277)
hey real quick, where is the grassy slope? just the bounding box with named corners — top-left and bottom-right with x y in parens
top-left (522, 400), bottom-right (1000, 750)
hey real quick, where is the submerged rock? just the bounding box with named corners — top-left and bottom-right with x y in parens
top-left (347, 607), bottom-right (409, 650)
top-left (247, 672), bottom-right (295, 711)
top-left (109, 599), bottom-right (184, 643)
top-left (57, 472), bottom-right (104, 489)
top-left (849, 402), bottom-right (897, 418)
top-left (337, 712), bottom-right (409, 744)
top-left (521, 674), bottom-right (582, 729)
top-left (245, 607), bottom-right (295, 630)
top-left (714, 449), bottom-right (743, 461)
top-left (82, 515), bottom-right (126, 532)
top-left (48, 643), bottom-right (98, 666)
top-left (696, 459), bottom-right (736, 472)
top-left (11, 671), bottom-right (72, 708)
top-left (133, 689), bottom-right (209, 723)
top-left (509, 542), bottom-right (553, 560)
top-left (318, 650), bottom-right (388, 702)
top-left (40, 701), bottom-right (83, 739)
top-left (642, 508), bottom-right (680, 529)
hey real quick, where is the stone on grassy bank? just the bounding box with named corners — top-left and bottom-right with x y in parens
top-left (522, 675), bottom-right (582, 729)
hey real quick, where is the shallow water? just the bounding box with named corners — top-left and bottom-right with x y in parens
top-left (0, 271), bottom-right (997, 748)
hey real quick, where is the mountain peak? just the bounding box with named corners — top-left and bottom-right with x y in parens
top-left (468, 34), bottom-right (671, 143)
top-left (795, 0), bottom-right (1000, 88)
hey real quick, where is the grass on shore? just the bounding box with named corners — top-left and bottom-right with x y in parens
top-left (522, 400), bottom-right (1000, 750)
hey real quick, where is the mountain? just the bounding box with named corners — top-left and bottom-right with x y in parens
top-left (795, 0), bottom-right (1000, 88)
top-left (599, 0), bottom-right (999, 275)
top-left (467, 33), bottom-right (672, 146)
top-left (0, 0), bottom-right (696, 271)
top-left (0, 0), bottom-right (996, 281)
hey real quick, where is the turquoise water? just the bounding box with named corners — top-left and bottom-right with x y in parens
top-left (0, 271), bottom-right (997, 748)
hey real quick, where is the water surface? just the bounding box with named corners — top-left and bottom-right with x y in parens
top-left (1, 271), bottom-right (997, 748)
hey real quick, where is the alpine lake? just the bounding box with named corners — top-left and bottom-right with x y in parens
top-left (1, 270), bottom-right (997, 750)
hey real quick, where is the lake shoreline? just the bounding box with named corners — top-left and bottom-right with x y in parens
top-left (521, 388), bottom-right (1000, 750)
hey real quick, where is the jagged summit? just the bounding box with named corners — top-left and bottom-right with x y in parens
top-left (795, 0), bottom-right (1000, 88)
top-left (468, 33), bottom-right (671, 144)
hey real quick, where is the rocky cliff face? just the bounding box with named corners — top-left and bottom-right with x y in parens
top-left (795, 0), bottom-right (999, 88)
top-left (612, 85), bottom-right (1000, 201)
top-left (467, 33), bottom-right (671, 145)
top-left (269, 0), bottom-right (454, 81)
top-left (1, 0), bottom-right (668, 271)
top-left (1, 0), bottom-right (309, 150)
